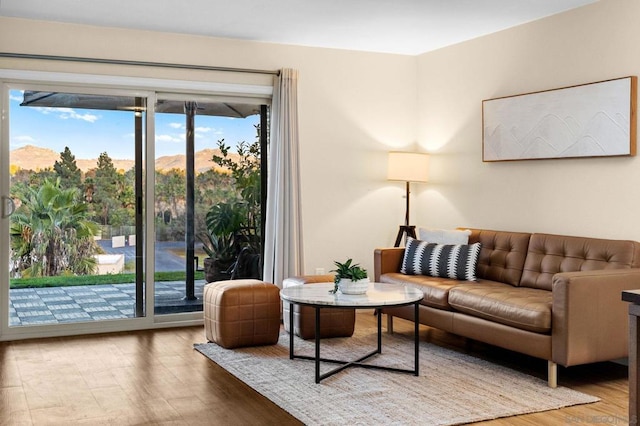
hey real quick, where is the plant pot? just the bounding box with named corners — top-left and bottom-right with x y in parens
top-left (231, 248), bottom-right (262, 280)
top-left (203, 257), bottom-right (233, 283)
top-left (338, 278), bottom-right (370, 295)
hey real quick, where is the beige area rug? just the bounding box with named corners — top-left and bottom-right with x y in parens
top-left (194, 328), bottom-right (599, 425)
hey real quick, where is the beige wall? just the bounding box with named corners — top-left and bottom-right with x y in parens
top-left (416, 0), bottom-right (640, 241)
top-left (3, 0), bottom-right (635, 280)
top-left (0, 17), bottom-right (417, 276)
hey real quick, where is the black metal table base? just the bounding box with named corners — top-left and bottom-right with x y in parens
top-left (288, 302), bottom-right (420, 383)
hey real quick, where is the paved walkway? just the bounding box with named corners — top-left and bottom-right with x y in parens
top-left (9, 280), bottom-right (206, 326)
top-left (9, 240), bottom-right (210, 326)
top-left (97, 240), bottom-right (190, 272)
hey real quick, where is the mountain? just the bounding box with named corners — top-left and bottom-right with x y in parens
top-left (10, 145), bottom-right (238, 174)
top-left (155, 149), bottom-right (236, 173)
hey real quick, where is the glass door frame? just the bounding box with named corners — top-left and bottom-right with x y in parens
top-left (152, 93), bottom-right (267, 316)
top-left (0, 81), bottom-right (155, 340)
top-left (0, 69), bottom-right (272, 341)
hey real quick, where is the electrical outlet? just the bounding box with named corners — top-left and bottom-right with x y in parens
top-left (315, 268), bottom-right (325, 275)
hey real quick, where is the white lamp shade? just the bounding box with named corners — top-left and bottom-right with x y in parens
top-left (387, 152), bottom-right (429, 182)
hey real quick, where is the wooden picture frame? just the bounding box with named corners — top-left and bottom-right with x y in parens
top-left (482, 76), bottom-right (637, 162)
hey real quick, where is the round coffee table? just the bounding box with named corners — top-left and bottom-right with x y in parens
top-left (280, 281), bottom-right (424, 383)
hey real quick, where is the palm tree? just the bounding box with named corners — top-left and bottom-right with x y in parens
top-left (10, 178), bottom-right (100, 277)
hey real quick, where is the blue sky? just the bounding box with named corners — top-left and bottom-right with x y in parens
top-left (9, 89), bottom-right (260, 159)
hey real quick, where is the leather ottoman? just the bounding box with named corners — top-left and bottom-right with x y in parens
top-left (204, 279), bottom-right (280, 349)
top-left (283, 275), bottom-right (356, 340)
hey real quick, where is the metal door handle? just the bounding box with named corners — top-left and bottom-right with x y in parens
top-left (2, 196), bottom-right (15, 218)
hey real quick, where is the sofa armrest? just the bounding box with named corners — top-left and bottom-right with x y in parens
top-left (374, 247), bottom-right (405, 281)
top-left (552, 268), bottom-right (640, 366)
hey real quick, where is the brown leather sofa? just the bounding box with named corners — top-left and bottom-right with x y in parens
top-left (375, 228), bottom-right (640, 387)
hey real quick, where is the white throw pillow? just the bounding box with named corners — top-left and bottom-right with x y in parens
top-left (418, 228), bottom-right (471, 245)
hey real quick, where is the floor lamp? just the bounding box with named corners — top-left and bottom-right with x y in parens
top-left (387, 152), bottom-right (429, 247)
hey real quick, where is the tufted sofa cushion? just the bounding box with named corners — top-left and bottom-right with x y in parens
top-left (448, 282), bottom-right (552, 333)
top-left (521, 233), bottom-right (640, 290)
top-left (380, 272), bottom-right (475, 310)
top-left (465, 229), bottom-right (532, 286)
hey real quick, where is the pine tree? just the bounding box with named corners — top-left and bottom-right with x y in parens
top-left (53, 146), bottom-right (82, 189)
top-left (92, 152), bottom-right (119, 225)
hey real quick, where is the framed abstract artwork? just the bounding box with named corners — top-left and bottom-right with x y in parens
top-left (482, 76), bottom-right (637, 161)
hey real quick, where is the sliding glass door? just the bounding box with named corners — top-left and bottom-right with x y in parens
top-left (0, 76), bottom-right (270, 339)
top-left (153, 95), bottom-right (265, 315)
top-left (1, 84), bottom-right (146, 331)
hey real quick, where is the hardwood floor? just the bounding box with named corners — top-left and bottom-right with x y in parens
top-left (0, 312), bottom-right (630, 425)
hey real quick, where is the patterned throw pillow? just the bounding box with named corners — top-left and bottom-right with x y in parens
top-left (401, 237), bottom-right (482, 281)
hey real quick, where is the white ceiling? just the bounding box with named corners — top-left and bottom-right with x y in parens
top-left (0, 0), bottom-right (598, 55)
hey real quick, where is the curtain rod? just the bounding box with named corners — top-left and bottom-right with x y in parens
top-left (0, 52), bottom-right (280, 76)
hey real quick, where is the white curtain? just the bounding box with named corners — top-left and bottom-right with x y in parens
top-left (263, 68), bottom-right (304, 287)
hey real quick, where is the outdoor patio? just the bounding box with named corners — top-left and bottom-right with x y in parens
top-left (9, 280), bottom-right (206, 326)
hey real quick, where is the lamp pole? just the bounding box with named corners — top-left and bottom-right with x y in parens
top-left (394, 181), bottom-right (417, 247)
top-left (405, 181), bottom-right (410, 228)
top-left (388, 152), bottom-right (428, 247)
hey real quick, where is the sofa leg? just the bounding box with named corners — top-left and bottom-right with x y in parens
top-left (386, 315), bottom-right (394, 334)
top-left (548, 361), bottom-right (558, 388)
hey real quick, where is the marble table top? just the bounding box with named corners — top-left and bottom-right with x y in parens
top-left (280, 282), bottom-right (424, 308)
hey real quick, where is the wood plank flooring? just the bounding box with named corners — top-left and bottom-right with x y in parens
top-left (0, 312), bottom-right (630, 425)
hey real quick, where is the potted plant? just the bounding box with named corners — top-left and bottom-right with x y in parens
top-left (208, 137), bottom-right (264, 280)
top-left (199, 231), bottom-right (237, 282)
top-left (330, 258), bottom-right (369, 294)
top-left (197, 201), bottom-right (240, 282)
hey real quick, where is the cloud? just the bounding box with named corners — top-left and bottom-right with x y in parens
top-left (60, 109), bottom-right (99, 123)
top-left (35, 107), bottom-right (99, 123)
top-left (12, 135), bottom-right (37, 146)
top-left (9, 91), bottom-right (24, 102)
top-left (199, 127), bottom-right (224, 137)
top-left (168, 124), bottom-right (217, 136)
top-left (156, 134), bottom-right (182, 143)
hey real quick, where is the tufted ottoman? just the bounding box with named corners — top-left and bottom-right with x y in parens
top-left (203, 279), bottom-right (280, 349)
top-left (283, 275), bottom-right (356, 340)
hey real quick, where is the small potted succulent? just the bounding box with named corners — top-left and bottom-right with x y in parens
top-left (330, 258), bottom-right (370, 294)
